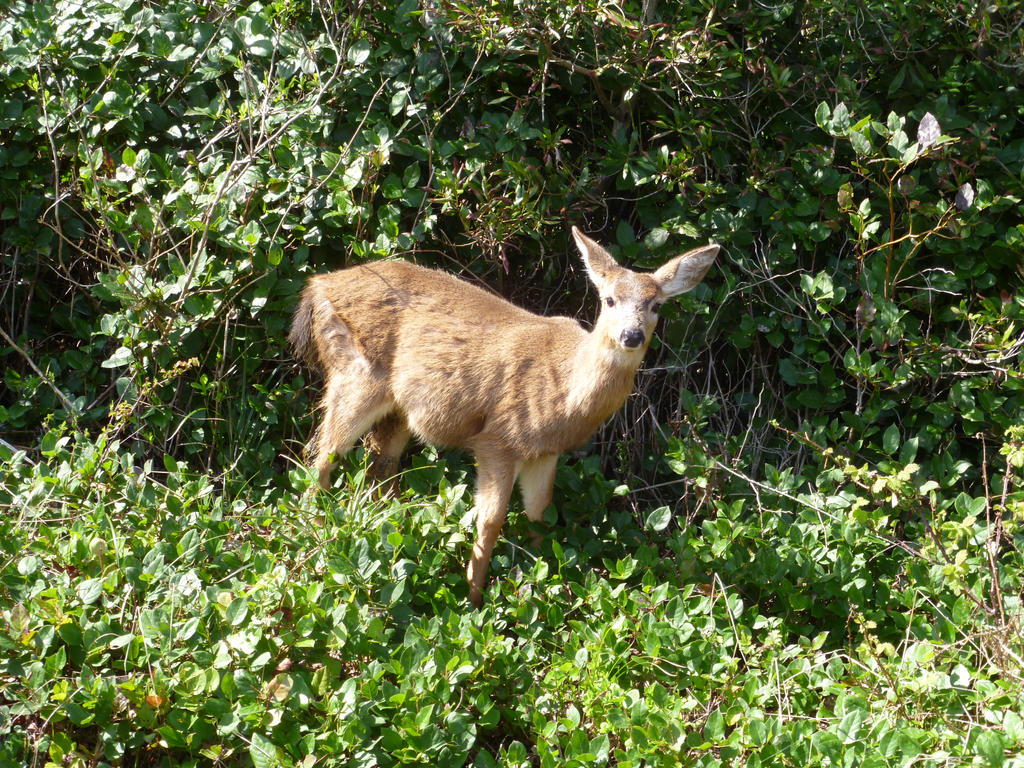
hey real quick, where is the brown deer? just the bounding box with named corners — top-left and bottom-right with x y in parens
top-left (289, 226), bottom-right (718, 606)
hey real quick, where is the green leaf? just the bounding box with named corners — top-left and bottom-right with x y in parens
top-left (48, 730), bottom-right (73, 763)
top-left (616, 220), bottom-right (635, 245)
top-left (814, 101), bottom-right (831, 131)
top-left (898, 730), bottom-right (922, 758)
top-left (899, 436), bottom-right (919, 465)
top-left (1003, 711), bottom-right (1024, 743)
top-left (850, 129), bottom-right (871, 155)
top-left (590, 733), bottom-right (610, 762)
top-left (403, 162), bottom-right (421, 188)
top-left (226, 597), bottom-right (249, 626)
top-left (808, 221), bottom-right (832, 242)
top-left (241, 220), bottom-right (261, 246)
top-left (249, 37), bottom-right (273, 57)
top-left (645, 506), bottom-right (672, 532)
top-left (178, 616), bottom-right (201, 642)
top-left (447, 711), bottom-right (477, 751)
top-left (882, 424), bottom-right (900, 455)
top-left (167, 44), bottom-right (196, 62)
top-left (77, 578), bottom-right (103, 605)
top-left (832, 102), bottom-right (850, 134)
top-left (341, 157), bottom-right (365, 191)
top-left (644, 227), bottom-right (669, 249)
top-left (574, 647), bottom-right (589, 668)
top-left (835, 709), bottom-right (864, 743)
top-left (109, 633), bottom-right (134, 650)
top-left (704, 709), bottom-right (725, 740)
top-left (65, 701), bottom-right (94, 726)
top-left (0, 97), bottom-right (23, 128)
top-left (747, 717), bottom-right (768, 745)
top-left (975, 730), bottom-right (1006, 766)
top-left (250, 733), bottom-right (279, 768)
top-left (101, 346), bottom-right (134, 368)
top-left (390, 88), bottom-right (409, 116)
top-left (381, 174), bottom-right (403, 199)
top-left (348, 39), bottom-right (371, 66)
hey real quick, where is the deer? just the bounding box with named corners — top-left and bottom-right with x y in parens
top-left (289, 226), bottom-right (719, 606)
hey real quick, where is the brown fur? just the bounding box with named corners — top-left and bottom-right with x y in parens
top-left (291, 226), bottom-right (718, 606)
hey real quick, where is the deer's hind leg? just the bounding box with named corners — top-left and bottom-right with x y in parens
top-left (313, 368), bottom-right (392, 490)
top-left (309, 304), bottom-right (393, 489)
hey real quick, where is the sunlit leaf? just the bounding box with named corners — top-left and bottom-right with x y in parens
top-left (249, 733), bottom-right (278, 768)
top-left (226, 597), bottom-right (249, 626)
top-left (644, 506), bottom-right (672, 532)
top-left (955, 182), bottom-right (975, 211)
top-left (917, 112), bottom-right (940, 152)
top-left (348, 39), bottom-right (371, 66)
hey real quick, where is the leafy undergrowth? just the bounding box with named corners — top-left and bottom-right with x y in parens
top-left (3, 433), bottom-right (1023, 768)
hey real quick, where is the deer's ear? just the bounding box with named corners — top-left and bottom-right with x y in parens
top-left (653, 244), bottom-right (720, 297)
top-left (572, 226), bottom-right (622, 287)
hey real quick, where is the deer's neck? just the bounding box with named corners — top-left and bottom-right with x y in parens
top-left (564, 331), bottom-right (643, 421)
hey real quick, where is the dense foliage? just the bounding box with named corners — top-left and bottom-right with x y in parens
top-left (2, 0), bottom-right (1023, 765)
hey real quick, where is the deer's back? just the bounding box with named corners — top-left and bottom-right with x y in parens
top-left (310, 260), bottom-right (573, 350)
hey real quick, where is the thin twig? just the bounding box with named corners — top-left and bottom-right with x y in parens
top-left (0, 324), bottom-right (79, 424)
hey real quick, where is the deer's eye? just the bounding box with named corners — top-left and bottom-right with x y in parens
top-left (651, 301), bottom-right (663, 312)
top-left (604, 296), bottom-right (615, 307)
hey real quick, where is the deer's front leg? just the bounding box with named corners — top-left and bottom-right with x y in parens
top-left (518, 454), bottom-right (559, 548)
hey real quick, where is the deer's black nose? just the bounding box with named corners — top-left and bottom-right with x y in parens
top-left (620, 329), bottom-right (645, 348)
